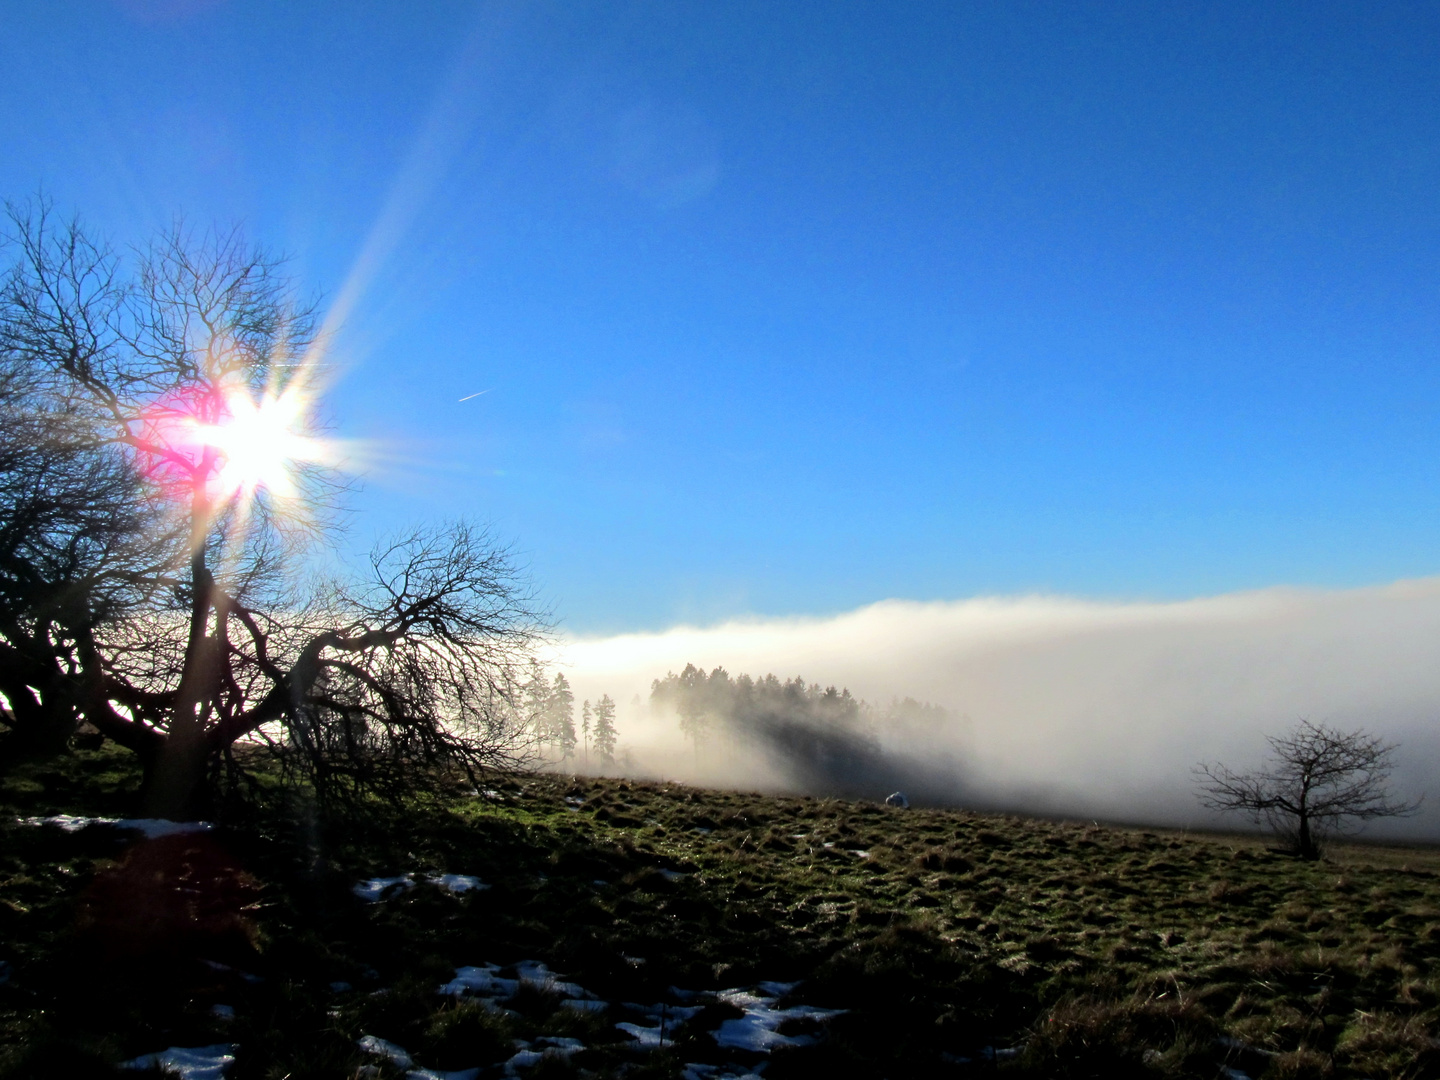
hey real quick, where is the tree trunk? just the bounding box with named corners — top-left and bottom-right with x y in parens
top-left (1296, 813), bottom-right (1319, 860)
top-left (142, 500), bottom-right (217, 820)
top-left (141, 730), bottom-right (210, 819)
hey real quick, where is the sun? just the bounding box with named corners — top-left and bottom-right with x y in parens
top-left (136, 378), bottom-right (332, 506)
top-left (200, 384), bottom-right (320, 501)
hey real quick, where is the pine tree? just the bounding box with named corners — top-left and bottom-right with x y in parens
top-left (523, 659), bottom-right (551, 740)
top-left (581, 700), bottom-right (592, 767)
top-left (592, 694), bottom-right (617, 765)
top-left (551, 673), bottom-right (576, 761)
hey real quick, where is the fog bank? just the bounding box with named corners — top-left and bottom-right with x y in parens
top-left (556, 579), bottom-right (1440, 839)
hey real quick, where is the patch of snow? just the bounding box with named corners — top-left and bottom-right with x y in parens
top-left (353, 875), bottom-right (415, 902)
top-left (621, 954), bottom-right (647, 967)
top-left (209, 1004), bottom-right (235, 1020)
top-left (1220, 1070), bottom-right (1252, 1080)
top-left (618, 1000), bottom-right (704, 1045)
top-left (439, 964), bottom-right (519, 999)
top-left (682, 1066), bottom-right (767, 1080)
top-left (623, 1002), bottom-right (703, 1025)
top-left (592, 879), bottom-right (609, 887)
top-left (561, 998), bottom-right (608, 1012)
top-left (407, 1068), bottom-right (481, 1080)
top-left (616, 1021), bottom-right (670, 1049)
top-left (849, 850), bottom-right (869, 858)
top-left (512, 960), bottom-right (590, 998)
top-left (712, 989), bottom-right (844, 1052)
top-left (0, 960), bottom-right (10, 985)
top-left (884, 791), bottom-right (909, 809)
top-left (536, 1037), bottom-right (585, 1054)
top-left (504, 1049), bottom-right (545, 1071)
top-left (354, 873), bottom-right (488, 901)
top-left (117, 1044), bottom-right (235, 1079)
top-left (329, 981), bottom-right (353, 993)
top-left (428, 873), bottom-right (489, 893)
top-left (20, 815), bottom-right (214, 839)
top-left (657, 869), bottom-right (690, 882)
top-left (357, 1034), bottom-right (413, 1067)
top-left (754, 981), bottom-right (800, 997)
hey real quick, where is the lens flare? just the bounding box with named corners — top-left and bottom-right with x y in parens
top-left (201, 385), bottom-right (319, 500)
top-left (136, 378), bottom-right (331, 506)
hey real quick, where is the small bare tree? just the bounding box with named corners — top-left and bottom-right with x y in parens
top-left (1195, 720), bottom-right (1420, 859)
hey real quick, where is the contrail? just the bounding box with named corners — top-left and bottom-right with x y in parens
top-left (458, 389), bottom-right (492, 402)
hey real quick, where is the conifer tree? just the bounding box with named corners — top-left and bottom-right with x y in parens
top-left (592, 694), bottom-right (617, 765)
top-left (581, 699), bottom-right (592, 766)
top-left (523, 660), bottom-right (551, 738)
top-left (551, 672), bottom-right (576, 761)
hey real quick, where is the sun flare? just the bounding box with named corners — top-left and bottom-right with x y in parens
top-left (199, 385), bottom-right (321, 500)
top-left (137, 378), bottom-right (335, 506)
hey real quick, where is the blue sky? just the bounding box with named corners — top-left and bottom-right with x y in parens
top-left (4, 1), bottom-right (1440, 635)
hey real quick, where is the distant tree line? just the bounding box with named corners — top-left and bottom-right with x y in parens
top-left (650, 663), bottom-right (960, 800)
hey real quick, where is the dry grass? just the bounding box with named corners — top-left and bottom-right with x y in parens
top-left (0, 749), bottom-right (1437, 1077)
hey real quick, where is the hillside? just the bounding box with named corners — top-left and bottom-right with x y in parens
top-left (1, 750), bottom-right (1437, 1079)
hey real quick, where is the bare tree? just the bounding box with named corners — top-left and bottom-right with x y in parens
top-left (1195, 720), bottom-right (1420, 859)
top-left (0, 200), bottom-right (546, 816)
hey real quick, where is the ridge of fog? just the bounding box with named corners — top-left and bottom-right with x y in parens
top-left (553, 578), bottom-right (1440, 839)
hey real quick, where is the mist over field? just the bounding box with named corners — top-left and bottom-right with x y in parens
top-left (558, 578), bottom-right (1440, 839)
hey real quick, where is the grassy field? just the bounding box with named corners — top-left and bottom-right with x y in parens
top-left (1, 749), bottom-right (1438, 1079)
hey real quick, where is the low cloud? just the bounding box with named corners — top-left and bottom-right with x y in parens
top-left (557, 578), bottom-right (1440, 839)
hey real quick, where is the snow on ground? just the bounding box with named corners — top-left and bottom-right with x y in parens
top-left (117, 1044), bottom-right (235, 1080)
top-left (439, 964), bottom-right (519, 999)
top-left (18, 815), bottom-right (214, 839)
top-left (353, 873), bottom-right (491, 901)
top-left (438, 961), bottom-right (599, 1006)
top-left (360, 961), bottom-right (845, 1076)
top-left (358, 1034), bottom-right (483, 1079)
top-left (711, 988), bottom-right (843, 1051)
top-left (682, 1066), bottom-right (767, 1080)
top-left (353, 875), bottom-right (415, 901)
top-left (561, 996), bottom-right (608, 1012)
top-left (360, 1031), bottom-right (578, 1079)
top-left (357, 1034), bottom-right (413, 1067)
top-left (429, 873), bottom-right (488, 893)
top-left (616, 1002), bottom-right (704, 1048)
top-left (407, 1067), bottom-right (481, 1080)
